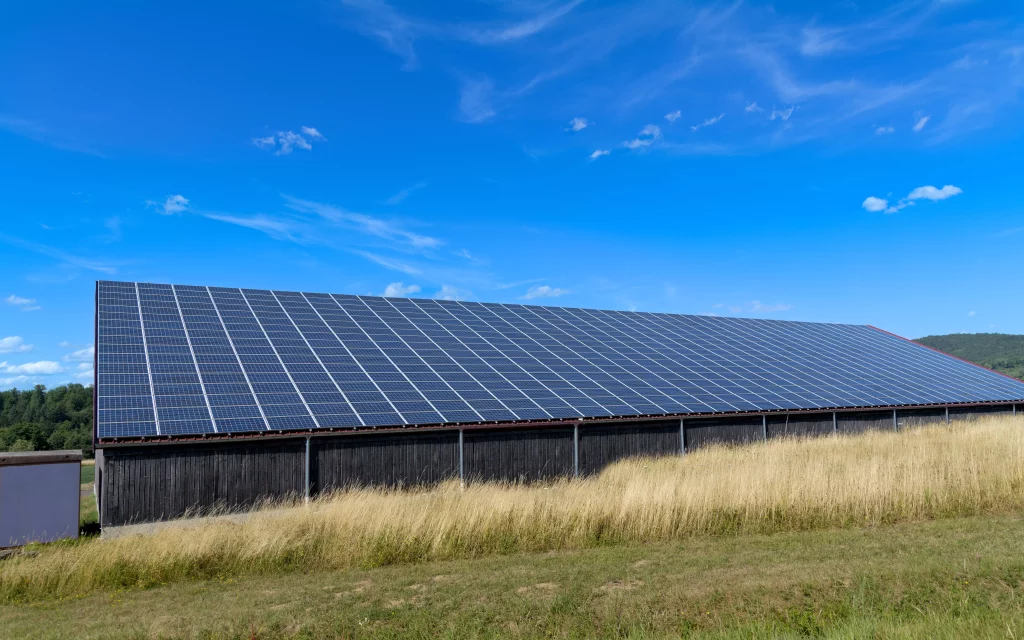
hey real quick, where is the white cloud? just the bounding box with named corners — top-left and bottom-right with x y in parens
top-left (800, 27), bottom-right (847, 56)
top-left (382, 282), bottom-right (421, 297)
top-left (875, 126), bottom-right (895, 135)
top-left (623, 124), bottom-right (662, 149)
top-left (691, 113), bottom-right (724, 131)
top-left (1, 375), bottom-right (32, 387)
top-left (252, 128), bottom-right (327, 155)
top-left (64, 345), bottom-right (94, 362)
top-left (5, 294), bottom-right (40, 311)
top-left (0, 336), bottom-right (32, 354)
top-left (968, 310), bottom-right (977, 317)
top-left (300, 126), bottom-right (326, 140)
top-left (1, 360), bottom-right (63, 375)
top-left (283, 196), bottom-right (442, 249)
top-left (384, 180), bottom-right (428, 205)
top-left (863, 184), bottom-right (962, 214)
top-left (149, 194), bottom-right (189, 215)
top-left (745, 102), bottom-right (763, 113)
top-left (913, 115), bottom-right (930, 132)
top-left (522, 285), bottom-right (570, 300)
top-left (862, 196), bottom-right (889, 212)
top-left (750, 301), bottom-right (793, 313)
top-left (664, 110), bottom-right (681, 122)
top-left (907, 184), bottom-right (962, 201)
top-left (589, 149), bottom-right (610, 159)
top-left (769, 106), bottom-right (795, 121)
top-left (434, 285), bottom-right (468, 301)
top-left (566, 117), bottom-right (589, 132)
top-left (74, 367), bottom-right (94, 381)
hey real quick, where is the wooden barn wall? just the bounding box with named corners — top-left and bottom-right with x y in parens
top-left (100, 439), bottom-right (305, 527)
top-left (948, 404), bottom-right (1015, 421)
top-left (577, 420), bottom-right (680, 475)
top-left (315, 431), bottom-right (459, 491)
top-left (836, 410), bottom-right (895, 434)
top-left (766, 413), bottom-right (834, 439)
top-left (897, 408), bottom-right (948, 428)
top-left (463, 428), bottom-right (574, 482)
top-left (684, 416), bottom-right (763, 450)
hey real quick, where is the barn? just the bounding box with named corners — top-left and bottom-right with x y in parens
top-left (92, 280), bottom-right (1024, 528)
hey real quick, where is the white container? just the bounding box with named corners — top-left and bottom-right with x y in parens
top-left (0, 451), bottom-right (83, 547)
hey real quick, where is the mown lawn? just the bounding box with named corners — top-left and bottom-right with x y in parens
top-left (3, 513), bottom-right (1023, 639)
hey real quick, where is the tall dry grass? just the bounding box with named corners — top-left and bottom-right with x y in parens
top-left (3, 416), bottom-right (1024, 600)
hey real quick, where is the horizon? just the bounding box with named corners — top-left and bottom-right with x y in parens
top-left (3, 0), bottom-right (1023, 390)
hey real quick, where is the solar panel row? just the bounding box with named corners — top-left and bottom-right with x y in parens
top-left (96, 281), bottom-right (1024, 439)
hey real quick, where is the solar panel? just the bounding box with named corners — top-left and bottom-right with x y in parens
top-left (95, 281), bottom-right (1024, 439)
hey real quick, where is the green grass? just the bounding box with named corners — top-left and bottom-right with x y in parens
top-left (3, 513), bottom-right (1024, 639)
top-left (79, 462), bottom-right (94, 485)
top-left (79, 462), bottom-right (97, 531)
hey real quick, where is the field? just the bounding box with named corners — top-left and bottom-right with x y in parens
top-left (2, 415), bottom-right (1024, 638)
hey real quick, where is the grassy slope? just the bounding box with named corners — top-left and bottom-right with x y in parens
top-left (3, 513), bottom-right (1024, 639)
top-left (916, 332), bottom-right (1024, 380)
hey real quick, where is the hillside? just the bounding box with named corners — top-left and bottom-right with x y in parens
top-left (915, 333), bottom-right (1024, 381)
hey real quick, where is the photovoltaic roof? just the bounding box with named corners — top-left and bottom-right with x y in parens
top-left (94, 280), bottom-right (1024, 440)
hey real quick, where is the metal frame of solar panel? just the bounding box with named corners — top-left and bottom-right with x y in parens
top-left (96, 280), bottom-right (1024, 442)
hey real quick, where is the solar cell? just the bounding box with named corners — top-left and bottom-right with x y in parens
top-left (94, 281), bottom-right (1024, 439)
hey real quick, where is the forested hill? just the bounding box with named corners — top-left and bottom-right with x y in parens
top-left (0, 384), bottom-right (93, 455)
top-left (915, 333), bottom-right (1024, 381)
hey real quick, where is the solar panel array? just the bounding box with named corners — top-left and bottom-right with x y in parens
top-left (95, 281), bottom-right (1024, 439)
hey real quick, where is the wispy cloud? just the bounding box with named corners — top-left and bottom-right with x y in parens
top-left (0, 337), bottom-right (33, 354)
top-left (0, 234), bottom-right (118, 274)
top-left (283, 196), bottom-right (441, 248)
top-left (352, 250), bottom-right (421, 275)
top-left (384, 180), bottom-right (428, 205)
top-left (664, 110), bottom-right (682, 123)
top-left (691, 113), bottom-right (724, 132)
top-left (382, 282), bottom-right (421, 297)
top-left (5, 295), bottom-right (40, 311)
top-left (769, 106), bottom-right (795, 121)
top-left (862, 184), bottom-right (963, 213)
top-left (913, 115), bottom-right (930, 132)
top-left (252, 127), bottom-right (326, 155)
top-left (522, 285), bottom-right (570, 300)
top-left (623, 124), bottom-right (662, 149)
top-left (566, 117), bottom-right (589, 132)
top-left (589, 149), bottom-right (610, 160)
top-left (875, 125), bottom-right (895, 135)
top-left (745, 102), bottom-right (763, 113)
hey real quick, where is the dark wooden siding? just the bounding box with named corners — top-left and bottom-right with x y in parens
top-left (897, 408), bottom-right (947, 428)
top-left (766, 413), bottom-right (834, 439)
top-left (949, 404), bottom-right (1015, 422)
top-left (837, 410), bottom-right (895, 434)
top-left (578, 420), bottom-right (680, 475)
top-left (100, 439), bottom-right (305, 527)
top-left (463, 428), bottom-right (574, 482)
top-left (315, 431), bottom-right (458, 491)
top-left (684, 416), bottom-right (764, 450)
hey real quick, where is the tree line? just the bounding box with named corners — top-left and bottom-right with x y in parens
top-left (0, 384), bottom-right (93, 455)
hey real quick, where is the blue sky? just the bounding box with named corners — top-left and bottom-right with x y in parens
top-left (1, 0), bottom-right (1023, 390)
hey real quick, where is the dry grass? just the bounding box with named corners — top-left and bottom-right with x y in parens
top-left (3, 415), bottom-right (1024, 601)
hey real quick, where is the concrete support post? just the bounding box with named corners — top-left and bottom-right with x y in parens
top-left (573, 423), bottom-right (580, 478)
top-left (832, 412), bottom-right (838, 435)
top-left (946, 406), bottom-right (950, 425)
top-left (304, 437), bottom-right (311, 504)
top-left (458, 428), bottom-right (465, 486)
top-left (762, 414), bottom-right (768, 442)
top-left (1014, 404), bottom-right (1017, 417)
top-left (680, 418), bottom-right (686, 456)
top-left (893, 409), bottom-right (898, 431)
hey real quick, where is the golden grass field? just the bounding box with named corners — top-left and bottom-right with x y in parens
top-left (3, 414), bottom-right (1023, 603)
